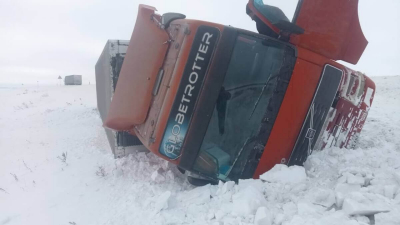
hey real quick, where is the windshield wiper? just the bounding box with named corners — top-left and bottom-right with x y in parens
top-left (216, 87), bottom-right (231, 135)
top-left (249, 66), bottom-right (278, 119)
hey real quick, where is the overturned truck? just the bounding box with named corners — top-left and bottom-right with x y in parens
top-left (96, 0), bottom-right (375, 185)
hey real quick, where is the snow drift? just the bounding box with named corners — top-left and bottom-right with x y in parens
top-left (0, 76), bottom-right (399, 225)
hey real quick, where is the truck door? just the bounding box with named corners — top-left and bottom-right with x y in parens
top-left (247, 0), bottom-right (367, 64)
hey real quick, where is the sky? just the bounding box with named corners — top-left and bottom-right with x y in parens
top-left (0, 0), bottom-right (399, 84)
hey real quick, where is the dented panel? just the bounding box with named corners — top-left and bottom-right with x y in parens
top-left (105, 5), bottom-right (169, 130)
top-left (133, 22), bottom-right (189, 145)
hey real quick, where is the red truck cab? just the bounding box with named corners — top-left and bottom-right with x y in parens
top-left (102, 0), bottom-right (375, 184)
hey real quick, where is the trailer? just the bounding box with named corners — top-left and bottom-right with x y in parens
top-left (95, 40), bottom-right (143, 158)
top-left (64, 75), bottom-right (82, 85)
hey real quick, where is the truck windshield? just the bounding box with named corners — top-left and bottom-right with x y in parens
top-left (193, 34), bottom-right (290, 180)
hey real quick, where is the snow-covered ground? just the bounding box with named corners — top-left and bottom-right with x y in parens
top-left (0, 76), bottom-right (399, 225)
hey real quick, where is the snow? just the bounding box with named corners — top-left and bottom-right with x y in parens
top-left (375, 208), bottom-right (400, 225)
top-left (342, 192), bottom-right (390, 216)
top-left (232, 185), bottom-right (267, 216)
top-left (259, 164), bottom-right (307, 184)
top-left (154, 191), bottom-right (172, 212)
top-left (1, 75), bottom-right (400, 225)
top-left (364, 87), bottom-right (374, 107)
top-left (254, 206), bottom-right (273, 225)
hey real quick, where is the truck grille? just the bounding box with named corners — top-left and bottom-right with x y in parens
top-left (288, 65), bottom-right (343, 166)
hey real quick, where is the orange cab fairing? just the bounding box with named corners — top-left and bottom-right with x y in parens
top-left (144, 20), bottom-right (224, 163)
top-left (105, 5), bottom-right (169, 130)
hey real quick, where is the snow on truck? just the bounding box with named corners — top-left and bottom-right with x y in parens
top-left (95, 0), bottom-right (375, 185)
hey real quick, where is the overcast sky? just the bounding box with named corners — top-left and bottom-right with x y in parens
top-left (1, 0), bottom-right (399, 84)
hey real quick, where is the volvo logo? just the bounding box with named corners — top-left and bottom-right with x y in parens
top-left (305, 128), bottom-right (316, 139)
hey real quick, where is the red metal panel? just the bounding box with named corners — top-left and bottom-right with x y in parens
top-left (247, 0), bottom-right (367, 64)
top-left (290, 0), bottom-right (368, 64)
top-left (253, 58), bottom-right (322, 178)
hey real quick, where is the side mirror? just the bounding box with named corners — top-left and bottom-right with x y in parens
top-left (161, 13), bottom-right (186, 29)
top-left (273, 20), bottom-right (304, 35)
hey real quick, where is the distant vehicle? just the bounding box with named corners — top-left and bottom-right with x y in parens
top-left (97, 0), bottom-right (375, 185)
top-left (64, 75), bottom-right (82, 85)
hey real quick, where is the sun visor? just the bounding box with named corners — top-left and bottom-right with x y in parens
top-left (104, 5), bottom-right (169, 131)
top-left (247, 0), bottom-right (367, 64)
